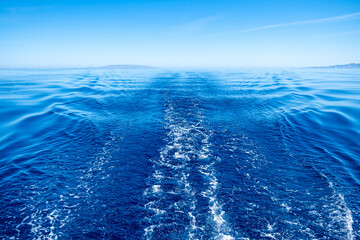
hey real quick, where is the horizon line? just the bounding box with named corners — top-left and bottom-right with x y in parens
top-left (0, 63), bottom-right (359, 70)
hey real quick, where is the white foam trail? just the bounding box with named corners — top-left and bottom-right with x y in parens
top-left (320, 173), bottom-right (354, 240)
top-left (16, 134), bottom-right (118, 240)
top-left (144, 99), bottom-right (235, 239)
top-left (199, 148), bottom-right (234, 240)
top-left (144, 102), bottom-right (199, 239)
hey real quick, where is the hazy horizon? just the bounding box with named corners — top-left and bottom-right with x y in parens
top-left (1, 2), bottom-right (360, 238)
top-left (1, 63), bottom-right (360, 70)
top-left (1, 0), bottom-right (360, 68)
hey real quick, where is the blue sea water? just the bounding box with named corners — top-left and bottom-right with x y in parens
top-left (0, 68), bottom-right (359, 239)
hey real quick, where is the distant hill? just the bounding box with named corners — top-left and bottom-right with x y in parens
top-left (95, 64), bottom-right (155, 69)
top-left (308, 63), bottom-right (360, 69)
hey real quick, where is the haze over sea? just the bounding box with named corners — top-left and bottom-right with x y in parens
top-left (1, 0), bottom-right (360, 239)
top-left (0, 68), bottom-right (359, 239)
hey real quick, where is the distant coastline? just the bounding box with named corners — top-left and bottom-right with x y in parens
top-left (306, 63), bottom-right (360, 69)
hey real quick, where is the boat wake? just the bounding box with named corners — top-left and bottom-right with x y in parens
top-left (144, 95), bottom-right (234, 240)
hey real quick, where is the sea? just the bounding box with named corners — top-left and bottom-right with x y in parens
top-left (0, 68), bottom-right (359, 239)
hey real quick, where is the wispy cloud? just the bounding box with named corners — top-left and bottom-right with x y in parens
top-left (175, 14), bottom-right (226, 33)
top-left (184, 14), bottom-right (224, 32)
top-left (2, 5), bottom-right (56, 13)
top-left (241, 12), bottom-right (360, 33)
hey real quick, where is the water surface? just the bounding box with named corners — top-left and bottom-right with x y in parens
top-left (0, 68), bottom-right (359, 239)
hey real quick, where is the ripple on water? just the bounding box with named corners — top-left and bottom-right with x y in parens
top-left (0, 69), bottom-right (359, 239)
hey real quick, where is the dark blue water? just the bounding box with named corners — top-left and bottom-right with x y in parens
top-left (0, 69), bottom-right (359, 239)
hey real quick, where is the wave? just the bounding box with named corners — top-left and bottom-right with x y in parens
top-left (144, 95), bottom-right (235, 240)
top-left (0, 68), bottom-right (359, 239)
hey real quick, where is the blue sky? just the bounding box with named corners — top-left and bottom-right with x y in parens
top-left (0, 0), bottom-right (360, 68)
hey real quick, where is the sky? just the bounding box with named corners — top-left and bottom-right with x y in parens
top-left (0, 0), bottom-right (360, 68)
